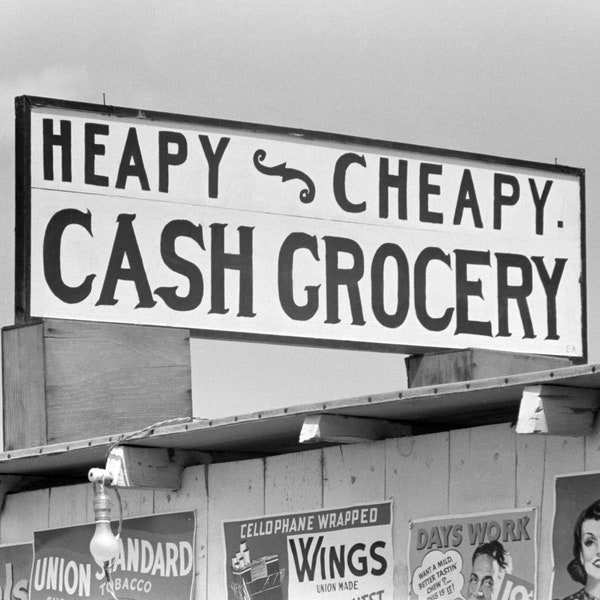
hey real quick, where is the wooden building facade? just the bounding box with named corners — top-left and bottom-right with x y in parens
top-left (1, 347), bottom-right (600, 599)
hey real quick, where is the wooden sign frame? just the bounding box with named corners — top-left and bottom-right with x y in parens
top-left (15, 95), bottom-right (587, 358)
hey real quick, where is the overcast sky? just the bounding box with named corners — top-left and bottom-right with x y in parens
top-left (1, 1), bottom-right (599, 418)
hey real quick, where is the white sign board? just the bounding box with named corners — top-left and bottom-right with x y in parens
top-left (16, 96), bottom-right (586, 357)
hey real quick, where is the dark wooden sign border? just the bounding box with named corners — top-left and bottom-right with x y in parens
top-left (14, 95), bottom-right (587, 359)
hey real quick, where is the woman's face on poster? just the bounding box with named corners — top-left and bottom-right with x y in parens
top-left (581, 519), bottom-right (600, 581)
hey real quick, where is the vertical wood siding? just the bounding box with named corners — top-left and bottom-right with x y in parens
top-left (1, 421), bottom-right (597, 599)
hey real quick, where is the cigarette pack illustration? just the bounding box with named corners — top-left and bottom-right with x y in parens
top-left (230, 541), bottom-right (285, 600)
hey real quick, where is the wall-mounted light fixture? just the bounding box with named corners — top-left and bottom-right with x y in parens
top-left (88, 468), bottom-right (120, 567)
top-left (86, 418), bottom-right (198, 566)
top-left (84, 417), bottom-right (202, 600)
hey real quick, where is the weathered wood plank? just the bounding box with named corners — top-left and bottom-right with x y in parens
top-left (0, 488), bottom-right (49, 543)
top-left (0, 417), bottom-right (595, 599)
top-left (49, 483), bottom-right (91, 528)
top-left (516, 435), bottom-right (546, 508)
top-left (206, 459), bottom-right (264, 599)
top-left (515, 434), bottom-right (546, 597)
top-left (154, 465), bottom-right (208, 600)
top-left (265, 448), bottom-right (322, 513)
top-left (106, 446), bottom-right (184, 490)
top-left (3, 318), bottom-right (193, 449)
top-left (449, 423), bottom-right (517, 514)
top-left (584, 415), bottom-right (600, 470)
top-left (517, 384), bottom-right (599, 436)
top-left (45, 319), bottom-right (192, 443)
top-left (322, 440), bottom-right (386, 506)
top-left (406, 348), bottom-right (571, 387)
top-left (386, 431), bottom-right (450, 595)
top-left (0, 475), bottom-right (48, 510)
top-left (2, 321), bottom-right (46, 449)
top-left (300, 414), bottom-right (411, 444)
top-left (537, 437), bottom-right (584, 600)
top-left (153, 465), bottom-right (207, 513)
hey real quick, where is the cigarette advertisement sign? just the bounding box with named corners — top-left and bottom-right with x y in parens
top-left (0, 543), bottom-right (32, 600)
top-left (552, 471), bottom-right (600, 600)
top-left (222, 501), bottom-right (393, 600)
top-left (16, 96), bottom-right (585, 357)
top-left (408, 508), bottom-right (536, 600)
top-left (30, 511), bottom-right (195, 600)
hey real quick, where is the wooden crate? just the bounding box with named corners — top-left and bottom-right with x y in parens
top-left (2, 318), bottom-right (192, 450)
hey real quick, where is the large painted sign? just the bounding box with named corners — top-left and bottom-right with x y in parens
top-left (30, 511), bottom-right (195, 600)
top-left (223, 501), bottom-right (393, 600)
top-left (408, 508), bottom-right (537, 600)
top-left (16, 96), bottom-right (586, 357)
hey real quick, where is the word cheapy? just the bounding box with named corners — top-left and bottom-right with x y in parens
top-left (40, 117), bottom-right (555, 234)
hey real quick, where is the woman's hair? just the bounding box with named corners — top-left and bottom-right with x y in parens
top-left (568, 499), bottom-right (600, 584)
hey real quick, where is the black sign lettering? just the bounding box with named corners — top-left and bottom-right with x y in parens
top-left (96, 214), bottom-right (156, 308)
top-left (493, 173), bottom-right (520, 230)
top-left (419, 163), bottom-right (443, 224)
top-left (371, 243), bottom-right (409, 328)
top-left (278, 232), bottom-right (320, 321)
top-left (532, 256), bottom-right (567, 340)
top-left (323, 236), bottom-right (365, 326)
top-left (158, 131), bottom-right (187, 193)
top-left (454, 249), bottom-right (492, 336)
top-left (379, 157), bottom-right (407, 219)
top-left (43, 208), bottom-right (95, 303)
top-left (496, 252), bottom-right (534, 339)
top-left (453, 169), bottom-right (483, 228)
top-left (116, 127), bottom-right (150, 191)
top-left (414, 247), bottom-right (453, 332)
top-left (84, 122), bottom-right (109, 187)
top-left (334, 153), bottom-right (367, 213)
top-left (198, 135), bottom-right (230, 199)
top-left (209, 223), bottom-right (255, 317)
top-left (529, 178), bottom-right (553, 235)
top-left (154, 220), bottom-right (205, 311)
top-left (43, 118), bottom-right (72, 182)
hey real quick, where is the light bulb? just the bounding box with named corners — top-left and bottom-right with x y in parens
top-left (90, 521), bottom-right (120, 566)
top-left (89, 482), bottom-right (119, 566)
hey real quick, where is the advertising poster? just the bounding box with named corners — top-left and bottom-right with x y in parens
top-left (552, 471), bottom-right (600, 600)
top-left (223, 501), bottom-right (393, 600)
top-left (30, 510), bottom-right (195, 600)
top-left (408, 508), bottom-right (536, 600)
top-left (0, 543), bottom-right (32, 600)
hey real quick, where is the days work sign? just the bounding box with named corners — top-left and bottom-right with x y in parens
top-left (16, 96), bottom-right (585, 357)
top-left (408, 508), bottom-right (537, 600)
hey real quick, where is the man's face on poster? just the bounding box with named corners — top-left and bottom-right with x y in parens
top-left (466, 553), bottom-right (495, 600)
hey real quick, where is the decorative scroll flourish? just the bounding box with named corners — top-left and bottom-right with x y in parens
top-left (253, 149), bottom-right (316, 204)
